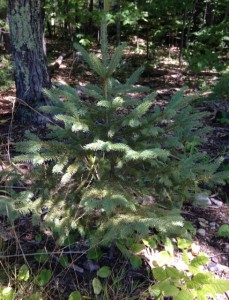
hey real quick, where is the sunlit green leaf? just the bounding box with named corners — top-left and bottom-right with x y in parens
top-left (97, 266), bottom-right (111, 278)
top-left (177, 238), bottom-right (192, 249)
top-left (157, 251), bottom-right (173, 266)
top-left (190, 254), bottom-right (209, 267)
top-left (35, 249), bottom-right (49, 263)
top-left (0, 286), bottom-right (14, 300)
top-left (18, 264), bottom-right (30, 281)
top-left (92, 278), bottom-right (102, 295)
top-left (59, 255), bottom-right (69, 268)
top-left (35, 268), bottom-right (52, 286)
top-left (68, 291), bottom-right (82, 300)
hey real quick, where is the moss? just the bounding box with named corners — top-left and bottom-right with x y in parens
top-left (8, 1), bottom-right (42, 91)
top-left (9, 2), bottom-right (39, 51)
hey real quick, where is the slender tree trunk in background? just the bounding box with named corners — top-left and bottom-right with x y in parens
top-left (114, 0), bottom-right (121, 46)
top-left (205, 2), bottom-right (214, 26)
top-left (116, 17), bottom-right (121, 46)
top-left (224, 3), bottom-right (229, 21)
top-left (64, 0), bottom-right (69, 36)
top-left (179, 7), bottom-right (187, 63)
top-left (136, 23), bottom-right (139, 50)
top-left (97, 0), bottom-right (103, 44)
top-left (146, 23), bottom-right (149, 60)
top-left (47, 20), bottom-right (52, 38)
top-left (8, 0), bottom-right (51, 125)
top-left (186, 0), bottom-right (198, 51)
top-left (88, 0), bottom-right (94, 35)
top-left (203, 1), bottom-right (208, 25)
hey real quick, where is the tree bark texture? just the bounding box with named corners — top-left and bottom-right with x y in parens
top-left (8, 0), bottom-right (51, 125)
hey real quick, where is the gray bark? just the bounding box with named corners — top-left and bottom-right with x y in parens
top-left (8, 0), bottom-right (51, 125)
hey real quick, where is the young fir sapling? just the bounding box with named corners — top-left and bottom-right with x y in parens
top-left (10, 13), bottom-right (229, 245)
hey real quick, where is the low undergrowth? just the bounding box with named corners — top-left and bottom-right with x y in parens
top-left (0, 55), bottom-right (13, 91)
top-left (0, 233), bottom-right (229, 299)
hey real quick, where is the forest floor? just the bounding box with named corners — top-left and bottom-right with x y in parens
top-left (0, 42), bottom-right (229, 299)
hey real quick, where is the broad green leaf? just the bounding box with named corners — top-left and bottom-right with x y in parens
top-left (0, 286), bottom-right (14, 300)
top-left (165, 267), bottom-right (181, 279)
top-left (59, 255), bottom-right (69, 268)
top-left (142, 236), bottom-right (157, 248)
top-left (18, 264), bottom-right (30, 281)
top-left (177, 238), bottom-right (192, 249)
top-left (68, 291), bottom-right (82, 300)
top-left (92, 278), bottom-right (102, 295)
top-left (164, 238), bottom-right (174, 255)
top-left (129, 254), bottom-right (142, 269)
top-left (87, 248), bottom-right (103, 261)
top-left (35, 249), bottom-right (49, 263)
top-left (182, 250), bottom-right (189, 265)
top-left (148, 284), bottom-right (161, 298)
top-left (116, 242), bottom-right (130, 258)
top-left (153, 267), bottom-right (167, 281)
top-left (189, 265), bottom-right (202, 275)
top-left (174, 290), bottom-right (194, 300)
top-left (157, 251), bottom-right (173, 266)
top-left (130, 243), bottom-right (145, 254)
top-left (193, 272), bottom-right (213, 285)
top-left (160, 282), bottom-right (179, 297)
top-left (97, 266), bottom-right (111, 278)
top-left (196, 289), bottom-right (212, 300)
top-left (202, 279), bottom-right (229, 295)
top-left (190, 254), bottom-right (209, 268)
top-left (35, 268), bottom-right (52, 286)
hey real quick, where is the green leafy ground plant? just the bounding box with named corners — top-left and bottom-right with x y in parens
top-left (145, 238), bottom-right (229, 300)
top-left (0, 264), bottom-right (50, 300)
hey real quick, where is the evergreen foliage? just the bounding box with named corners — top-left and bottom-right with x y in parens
top-left (11, 18), bottom-right (229, 245)
top-left (213, 72), bottom-right (229, 100)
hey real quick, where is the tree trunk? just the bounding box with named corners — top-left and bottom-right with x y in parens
top-left (205, 2), bottom-right (215, 26)
top-left (179, 7), bottom-right (187, 64)
top-left (8, 0), bottom-right (51, 125)
top-left (112, 0), bottom-right (121, 46)
top-left (64, 0), bottom-right (69, 37)
top-left (88, 0), bottom-right (94, 35)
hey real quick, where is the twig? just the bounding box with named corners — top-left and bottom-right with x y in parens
top-left (15, 97), bottom-right (57, 126)
top-left (0, 250), bottom-right (86, 259)
top-left (7, 97), bottom-right (16, 162)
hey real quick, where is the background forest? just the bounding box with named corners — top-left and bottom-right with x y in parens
top-left (0, 0), bottom-right (229, 299)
